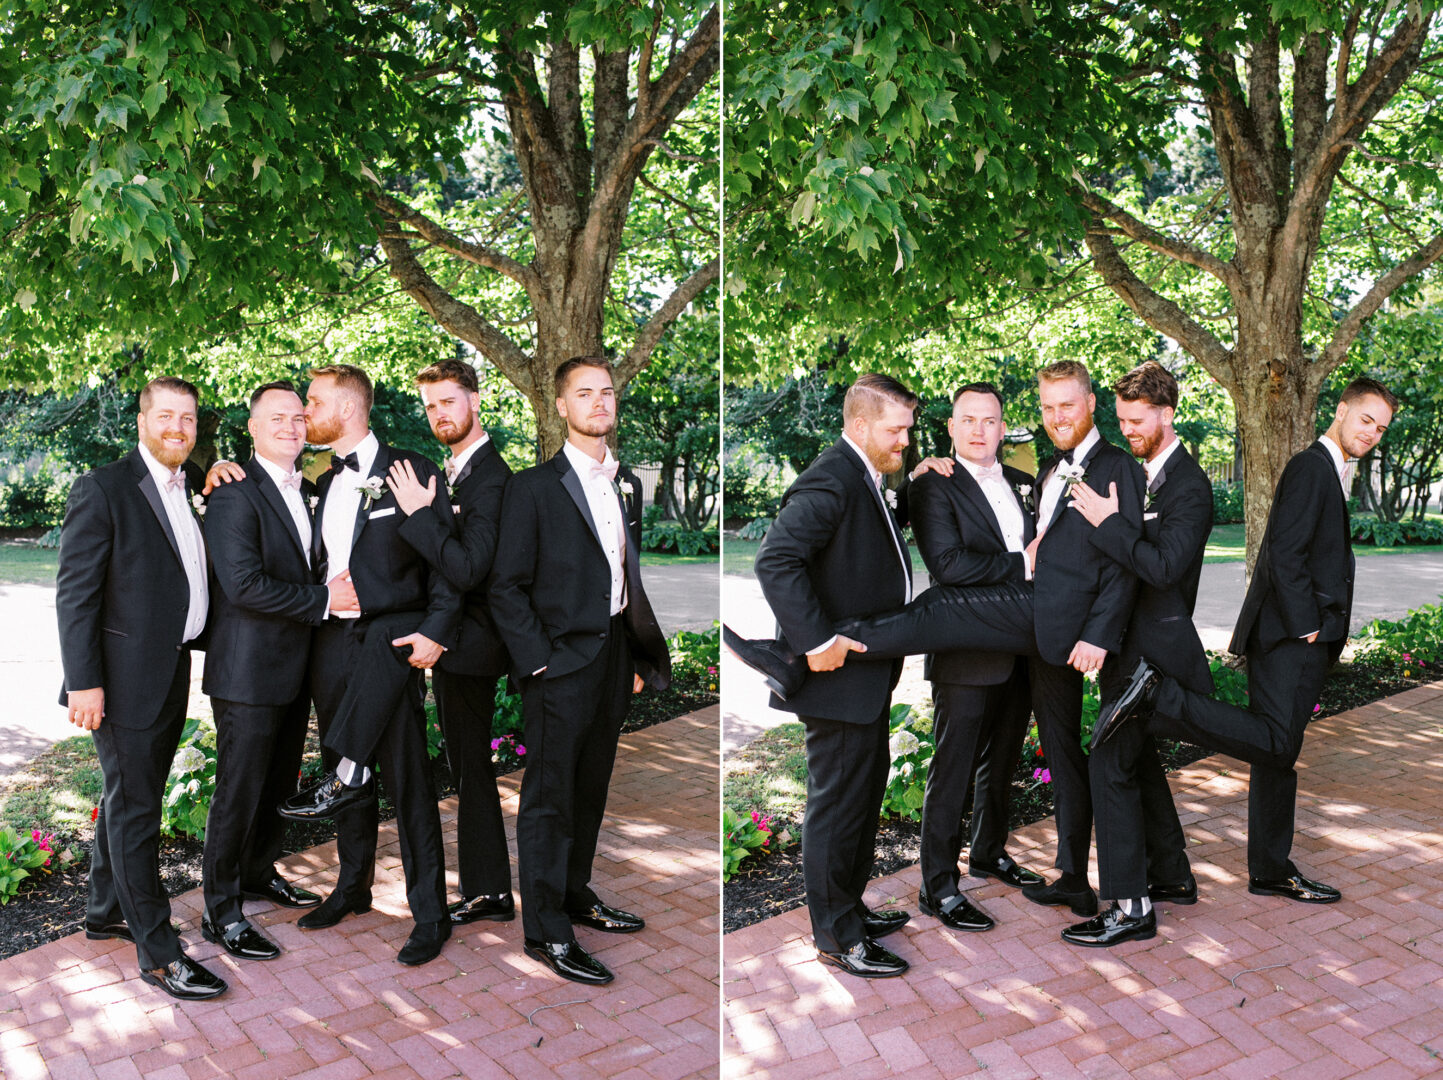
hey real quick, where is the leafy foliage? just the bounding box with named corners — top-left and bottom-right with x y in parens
top-left (1213, 481), bottom-right (1245, 526)
top-left (160, 716), bottom-right (218, 841)
top-left (879, 700), bottom-right (934, 820)
top-left (723, 805), bottom-right (788, 881)
top-left (1356, 597), bottom-right (1443, 671)
top-left (0, 825), bottom-right (73, 906)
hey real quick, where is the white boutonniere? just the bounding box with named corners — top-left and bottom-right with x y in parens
top-left (1017, 484), bottom-right (1032, 497)
top-left (1014, 481), bottom-right (1034, 513)
top-left (884, 488), bottom-right (898, 510)
top-left (190, 494), bottom-right (205, 516)
top-left (359, 476), bottom-right (387, 509)
top-left (308, 495), bottom-right (319, 511)
top-left (616, 479), bottom-right (634, 497)
top-left (1056, 460), bottom-right (1087, 492)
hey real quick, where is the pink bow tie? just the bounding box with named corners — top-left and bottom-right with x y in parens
top-left (164, 472), bottom-right (186, 492)
top-left (588, 456), bottom-right (620, 483)
top-left (279, 472), bottom-right (303, 492)
top-left (974, 463), bottom-right (1004, 482)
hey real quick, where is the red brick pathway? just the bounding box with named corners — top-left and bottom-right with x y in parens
top-left (723, 684), bottom-right (1443, 1079)
top-left (0, 708), bottom-right (720, 1080)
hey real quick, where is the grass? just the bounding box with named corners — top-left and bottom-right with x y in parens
top-left (0, 544), bottom-right (59, 586)
top-left (0, 736), bottom-right (104, 837)
top-left (639, 550), bottom-right (719, 567)
top-left (721, 722), bottom-right (809, 820)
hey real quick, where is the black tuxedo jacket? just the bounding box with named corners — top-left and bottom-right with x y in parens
top-left (911, 462), bottom-right (1035, 686)
top-left (398, 439), bottom-right (512, 679)
top-left (1032, 435), bottom-right (1146, 666)
top-left (312, 441), bottom-right (462, 647)
top-left (489, 450), bottom-right (670, 689)
top-left (1089, 445), bottom-right (1214, 694)
top-left (202, 456), bottom-right (328, 705)
top-left (1231, 439), bottom-right (1354, 663)
top-left (56, 449), bottom-right (205, 728)
top-left (754, 438), bottom-right (911, 722)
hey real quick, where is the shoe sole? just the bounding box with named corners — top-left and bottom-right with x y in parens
top-left (242, 892), bottom-right (321, 908)
top-left (815, 952), bottom-right (909, 978)
top-left (138, 973), bottom-right (227, 1000)
top-left (397, 946), bottom-right (447, 966)
top-left (297, 902), bottom-right (372, 930)
top-left (1149, 893), bottom-right (1199, 906)
top-left (450, 910), bottom-right (517, 924)
top-left (971, 867), bottom-right (1045, 889)
top-left (1247, 885), bottom-right (1340, 904)
top-left (1022, 893), bottom-right (1098, 917)
top-left (85, 929), bottom-right (133, 942)
top-left (523, 944), bottom-right (614, 984)
top-left (1061, 927), bottom-right (1158, 948)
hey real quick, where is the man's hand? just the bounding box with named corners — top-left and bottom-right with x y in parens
top-left (1304, 631), bottom-right (1319, 644)
top-left (392, 632), bottom-right (444, 669)
top-left (1069, 480), bottom-right (1120, 527)
top-left (910, 456), bottom-right (954, 481)
top-left (67, 687), bottom-right (105, 731)
top-left (327, 570), bottom-right (359, 613)
top-left (386, 459), bottom-right (437, 516)
top-left (203, 459), bottom-right (246, 495)
top-left (1067, 640), bottom-right (1107, 674)
top-left (633, 673), bottom-right (645, 694)
top-left (807, 634), bottom-right (867, 672)
top-left (1024, 529), bottom-right (1044, 577)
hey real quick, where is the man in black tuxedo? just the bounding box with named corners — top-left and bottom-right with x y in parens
top-left (751, 373), bottom-right (920, 979)
top-left (56, 377), bottom-right (227, 1000)
top-left (908, 383), bottom-right (1042, 931)
top-left (279, 363), bottom-right (463, 966)
top-left (489, 356), bottom-right (671, 986)
top-left (200, 382), bottom-right (343, 963)
top-left (1099, 377), bottom-right (1396, 904)
top-left (1059, 362), bottom-right (1211, 946)
top-left (386, 358), bottom-right (515, 926)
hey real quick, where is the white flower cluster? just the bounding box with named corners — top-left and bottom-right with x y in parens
top-left (170, 745), bottom-right (208, 777)
top-left (888, 729), bottom-right (921, 759)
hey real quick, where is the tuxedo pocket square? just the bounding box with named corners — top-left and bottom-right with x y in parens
top-left (1144, 512), bottom-right (1159, 521)
top-left (368, 507), bottom-right (397, 519)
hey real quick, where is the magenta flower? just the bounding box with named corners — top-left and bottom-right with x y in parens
top-left (516, 745), bottom-right (526, 755)
top-left (491, 738), bottom-right (503, 750)
top-left (1033, 767), bottom-right (1052, 784)
top-left (1313, 703), bottom-right (1322, 714)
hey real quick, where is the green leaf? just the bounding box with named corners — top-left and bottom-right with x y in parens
top-left (872, 79), bottom-right (898, 117)
top-left (141, 81), bottom-right (168, 119)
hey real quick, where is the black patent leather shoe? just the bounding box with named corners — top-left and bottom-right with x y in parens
top-left (1093, 658), bottom-right (1161, 748)
top-left (1248, 872), bottom-right (1341, 904)
top-left (278, 772), bottom-right (376, 821)
top-left (859, 905), bottom-right (910, 938)
top-left (84, 920), bottom-right (135, 942)
top-left (398, 919), bottom-right (451, 965)
top-left (139, 954), bottom-right (228, 1000)
top-left (524, 938), bottom-right (615, 984)
top-left (296, 891), bottom-right (373, 930)
top-left (566, 900), bottom-right (645, 934)
top-left (201, 916), bottom-right (281, 961)
top-left (1061, 903), bottom-right (1157, 948)
top-left (1021, 878), bottom-right (1099, 917)
top-left (449, 892), bottom-right (516, 924)
top-left (722, 625), bottom-right (806, 700)
top-left (816, 938), bottom-right (909, 979)
top-left (1148, 874), bottom-right (1199, 905)
top-left (243, 875), bottom-right (321, 908)
top-left (918, 889), bottom-right (995, 932)
top-left (971, 855), bottom-right (1045, 889)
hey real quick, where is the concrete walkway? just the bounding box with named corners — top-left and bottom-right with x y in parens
top-left (722, 683), bottom-right (1443, 1079)
top-left (0, 707), bottom-right (721, 1080)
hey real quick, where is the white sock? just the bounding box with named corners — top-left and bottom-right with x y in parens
top-left (336, 758), bottom-right (371, 787)
top-left (1119, 897), bottom-right (1152, 917)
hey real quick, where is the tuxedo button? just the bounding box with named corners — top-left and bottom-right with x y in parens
top-left (599, 632), bottom-right (607, 639)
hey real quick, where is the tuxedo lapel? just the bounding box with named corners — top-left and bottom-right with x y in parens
top-left (251, 458), bottom-right (310, 564)
top-left (351, 443), bottom-right (390, 552)
top-left (133, 453), bottom-right (185, 569)
top-left (449, 440), bottom-right (493, 490)
top-left (311, 469), bottom-right (332, 568)
top-left (952, 467), bottom-right (1008, 548)
top-left (556, 452), bottom-right (604, 550)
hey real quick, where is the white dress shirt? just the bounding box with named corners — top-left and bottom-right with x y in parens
top-left (137, 443), bottom-right (208, 642)
top-left (957, 454), bottom-right (1026, 553)
top-left (255, 454), bottom-right (313, 564)
top-left (1037, 424), bottom-right (1102, 527)
top-left (1144, 436), bottom-right (1182, 490)
top-left (445, 432), bottom-right (491, 484)
top-left (563, 440), bottom-right (627, 616)
top-left (1319, 434), bottom-right (1351, 495)
top-left (319, 431), bottom-right (379, 618)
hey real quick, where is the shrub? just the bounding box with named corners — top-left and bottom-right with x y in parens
top-left (1351, 516), bottom-right (1443, 547)
top-left (880, 701), bottom-right (935, 820)
top-left (670, 623), bottom-right (720, 691)
top-left (1355, 597), bottom-right (1443, 673)
top-left (160, 716), bottom-right (218, 840)
top-left (736, 516), bottom-right (772, 541)
top-left (0, 826), bottom-right (73, 905)
top-left (641, 508), bottom-right (719, 555)
top-left (0, 473), bottom-right (69, 529)
top-left (1212, 481), bottom-right (1245, 525)
top-left (722, 806), bottom-right (791, 881)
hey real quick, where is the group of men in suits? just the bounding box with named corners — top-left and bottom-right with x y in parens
top-left (728, 361), bottom-right (1395, 977)
top-left (56, 355), bottom-right (670, 1000)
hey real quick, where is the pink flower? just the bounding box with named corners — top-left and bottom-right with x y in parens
top-left (1403, 653), bottom-right (1412, 662)
top-left (1313, 703), bottom-right (1322, 714)
top-left (1033, 767), bottom-right (1051, 784)
top-left (516, 745), bottom-right (526, 755)
top-left (491, 738), bottom-right (503, 750)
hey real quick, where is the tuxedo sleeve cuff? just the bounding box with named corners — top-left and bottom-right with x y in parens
top-left (806, 635), bottom-right (838, 655)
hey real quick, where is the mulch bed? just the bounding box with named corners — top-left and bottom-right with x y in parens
top-left (0, 681), bottom-right (716, 961)
top-left (722, 660), bottom-right (1435, 933)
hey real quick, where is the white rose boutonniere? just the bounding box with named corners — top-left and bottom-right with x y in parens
top-left (190, 494), bottom-right (205, 516)
top-left (884, 488), bottom-right (898, 510)
top-left (308, 495), bottom-right (319, 511)
top-left (1056, 460), bottom-right (1087, 493)
top-left (616, 479), bottom-right (634, 497)
top-left (359, 476), bottom-right (387, 509)
top-left (1014, 482), bottom-right (1034, 513)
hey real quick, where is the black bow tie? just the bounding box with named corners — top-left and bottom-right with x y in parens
top-left (329, 452), bottom-right (359, 474)
top-left (1062, 448), bottom-right (1075, 465)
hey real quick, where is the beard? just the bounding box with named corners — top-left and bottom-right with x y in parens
top-left (306, 414), bottom-right (343, 447)
top-left (142, 430), bottom-right (193, 470)
top-left (568, 412), bottom-right (616, 439)
top-left (860, 436), bottom-right (905, 475)
top-left (1045, 409), bottom-right (1095, 452)
top-left (432, 411), bottom-right (474, 447)
top-left (1128, 425), bottom-right (1165, 460)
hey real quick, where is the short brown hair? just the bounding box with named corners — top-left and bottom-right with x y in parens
top-left (416, 358), bottom-right (479, 394)
top-left (1113, 361), bottom-right (1178, 409)
top-left (248, 380), bottom-right (300, 414)
top-left (554, 356), bottom-right (614, 397)
top-left (1037, 360), bottom-right (1093, 396)
top-left (308, 363), bottom-right (373, 415)
top-left (138, 376), bottom-right (199, 412)
top-left (1340, 377), bottom-right (1398, 413)
top-left (952, 381), bottom-right (1004, 410)
top-left (843, 373), bottom-right (918, 423)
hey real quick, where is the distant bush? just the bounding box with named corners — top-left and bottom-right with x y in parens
top-left (1351, 516), bottom-right (1443, 547)
top-left (1212, 481), bottom-right (1245, 525)
top-left (1, 473), bottom-right (69, 529)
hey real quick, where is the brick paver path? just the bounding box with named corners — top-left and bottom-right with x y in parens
top-left (723, 684), bottom-right (1443, 1079)
top-left (0, 708), bottom-right (720, 1080)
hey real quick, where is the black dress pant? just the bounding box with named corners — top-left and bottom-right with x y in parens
top-left (311, 618), bottom-right (446, 924)
top-left (432, 668), bottom-right (511, 898)
top-left (922, 659), bottom-right (1030, 900)
top-left (202, 694), bottom-right (309, 925)
top-left (516, 617), bottom-right (633, 942)
top-left (88, 655), bottom-right (190, 970)
top-left (1151, 633), bottom-right (1330, 878)
top-left (800, 704), bottom-right (891, 953)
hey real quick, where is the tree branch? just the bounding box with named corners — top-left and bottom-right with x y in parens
top-left (615, 256), bottom-right (718, 386)
top-left (366, 189), bottom-right (540, 294)
top-left (1079, 190), bottom-right (1241, 291)
top-left (1319, 230), bottom-right (1443, 372)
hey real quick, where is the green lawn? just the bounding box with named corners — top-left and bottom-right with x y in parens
top-left (0, 544), bottom-right (59, 585)
top-left (638, 550), bottom-right (720, 567)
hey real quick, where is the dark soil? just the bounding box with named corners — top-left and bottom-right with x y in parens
top-left (0, 679), bottom-right (716, 961)
top-left (722, 660), bottom-right (1435, 934)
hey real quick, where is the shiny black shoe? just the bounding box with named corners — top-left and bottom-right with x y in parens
top-left (1248, 872), bottom-right (1341, 904)
top-left (1061, 903), bottom-right (1157, 948)
top-left (971, 855), bottom-right (1045, 889)
top-left (1148, 874), bottom-right (1199, 905)
top-left (722, 624), bottom-right (806, 700)
top-left (918, 888), bottom-right (995, 932)
top-left (296, 891), bottom-right (373, 930)
top-left (566, 900), bottom-right (645, 934)
top-left (1021, 878), bottom-right (1099, 917)
top-left (449, 893), bottom-right (516, 924)
top-left (1093, 658), bottom-right (1161, 748)
top-left (816, 938), bottom-right (909, 979)
top-left (524, 938), bottom-right (615, 984)
top-left (398, 919), bottom-right (451, 965)
top-left (278, 772), bottom-right (376, 821)
top-left (139, 954), bottom-right (228, 1000)
top-left (860, 905), bottom-right (910, 938)
top-left (243, 875), bottom-right (321, 908)
top-left (201, 916), bottom-right (281, 961)
top-left (84, 920), bottom-right (135, 943)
